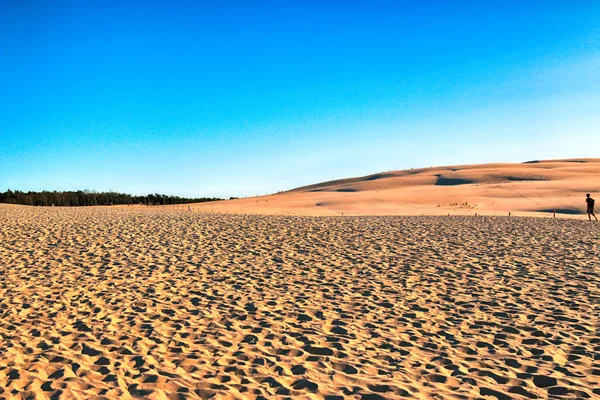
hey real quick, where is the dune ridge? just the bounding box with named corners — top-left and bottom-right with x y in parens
top-left (190, 159), bottom-right (600, 217)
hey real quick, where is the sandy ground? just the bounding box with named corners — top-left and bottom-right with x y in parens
top-left (0, 204), bottom-right (598, 399)
top-left (188, 159), bottom-right (600, 217)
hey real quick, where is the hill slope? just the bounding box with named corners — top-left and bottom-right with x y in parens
top-left (191, 159), bottom-right (600, 217)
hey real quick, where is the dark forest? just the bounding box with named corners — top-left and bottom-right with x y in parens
top-left (0, 190), bottom-right (222, 207)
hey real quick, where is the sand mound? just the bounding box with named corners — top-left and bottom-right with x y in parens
top-left (1, 205), bottom-right (598, 398)
top-left (189, 158), bottom-right (600, 217)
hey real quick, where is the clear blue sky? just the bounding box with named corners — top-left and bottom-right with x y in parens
top-left (1, 1), bottom-right (599, 197)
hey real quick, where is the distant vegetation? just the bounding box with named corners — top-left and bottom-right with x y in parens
top-left (0, 190), bottom-right (222, 207)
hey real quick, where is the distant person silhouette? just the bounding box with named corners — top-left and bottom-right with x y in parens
top-left (586, 194), bottom-right (597, 221)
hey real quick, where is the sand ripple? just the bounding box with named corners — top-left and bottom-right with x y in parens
top-left (0, 205), bottom-right (598, 399)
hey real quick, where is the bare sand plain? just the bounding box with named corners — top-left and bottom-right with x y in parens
top-left (190, 159), bottom-right (600, 217)
top-left (1, 205), bottom-right (599, 399)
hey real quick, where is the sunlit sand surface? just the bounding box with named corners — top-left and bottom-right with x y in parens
top-left (190, 159), bottom-right (600, 217)
top-left (1, 205), bottom-right (598, 399)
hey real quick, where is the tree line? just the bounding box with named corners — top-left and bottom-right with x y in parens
top-left (0, 189), bottom-right (222, 207)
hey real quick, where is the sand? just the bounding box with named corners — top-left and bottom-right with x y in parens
top-left (0, 204), bottom-right (598, 399)
top-left (188, 159), bottom-right (600, 217)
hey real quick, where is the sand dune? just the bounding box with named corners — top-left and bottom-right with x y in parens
top-left (1, 205), bottom-right (598, 398)
top-left (190, 159), bottom-right (600, 217)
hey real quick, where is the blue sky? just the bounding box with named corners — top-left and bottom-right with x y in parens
top-left (1, 1), bottom-right (599, 197)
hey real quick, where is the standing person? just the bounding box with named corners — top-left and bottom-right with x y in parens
top-left (586, 194), bottom-right (598, 221)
